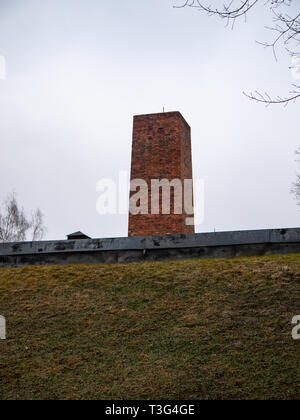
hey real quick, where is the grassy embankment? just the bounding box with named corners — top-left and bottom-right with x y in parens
top-left (0, 254), bottom-right (299, 400)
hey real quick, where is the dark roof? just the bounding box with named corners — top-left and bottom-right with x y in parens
top-left (67, 231), bottom-right (91, 240)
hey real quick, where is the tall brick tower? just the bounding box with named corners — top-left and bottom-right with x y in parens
top-left (128, 111), bottom-right (194, 237)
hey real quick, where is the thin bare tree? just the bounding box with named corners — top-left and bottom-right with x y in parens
top-left (176, 0), bottom-right (300, 105)
top-left (291, 147), bottom-right (300, 207)
top-left (0, 193), bottom-right (46, 242)
top-left (30, 208), bottom-right (47, 241)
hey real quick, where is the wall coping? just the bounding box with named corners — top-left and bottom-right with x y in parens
top-left (0, 227), bottom-right (299, 257)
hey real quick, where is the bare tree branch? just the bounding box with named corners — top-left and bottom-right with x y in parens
top-left (175, 0), bottom-right (260, 20)
top-left (175, 0), bottom-right (300, 105)
top-left (243, 84), bottom-right (300, 105)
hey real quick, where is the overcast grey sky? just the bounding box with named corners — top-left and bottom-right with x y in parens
top-left (0, 0), bottom-right (299, 240)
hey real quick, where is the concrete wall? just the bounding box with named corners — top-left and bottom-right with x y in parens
top-left (0, 228), bottom-right (300, 267)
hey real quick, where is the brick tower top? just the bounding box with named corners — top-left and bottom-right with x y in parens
top-left (133, 111), bottom-right (191, 128)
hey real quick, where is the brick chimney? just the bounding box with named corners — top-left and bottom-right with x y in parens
top-left (128, 111), bottom-right (194, 237)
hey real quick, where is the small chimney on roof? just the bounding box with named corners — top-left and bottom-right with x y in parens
top-left (67, 231), bottom-right (91, 240)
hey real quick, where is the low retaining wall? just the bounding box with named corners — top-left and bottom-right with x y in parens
top-left (0, 228), bottom-right (300, 266)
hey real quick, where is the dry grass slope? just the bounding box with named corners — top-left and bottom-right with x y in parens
top-left (0, 254), bottom-right (299, 400)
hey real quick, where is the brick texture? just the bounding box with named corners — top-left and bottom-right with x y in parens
top-left (128, 111), bottom-right (195, 237)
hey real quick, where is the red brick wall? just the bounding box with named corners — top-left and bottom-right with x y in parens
top-left (128, 111), bottom-right (194, 237)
